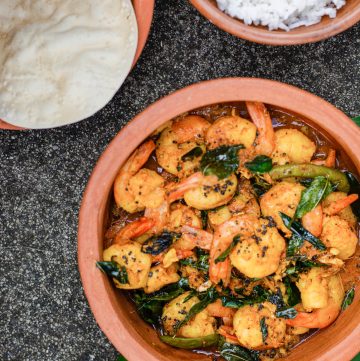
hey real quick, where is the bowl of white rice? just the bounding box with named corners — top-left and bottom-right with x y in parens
top-left (190, 0), bottom-right (360, 45)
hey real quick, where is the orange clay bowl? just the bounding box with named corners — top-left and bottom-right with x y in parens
top-left (0, 0), bottom-right (154, 131)
top-left (190, 0), bottom-right (360, 45)
top-left (78, 78), bottom-right (360, 361)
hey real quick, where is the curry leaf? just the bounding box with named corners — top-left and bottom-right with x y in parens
top-left (96, 261), bottom-right (129, 284)
top-left (275, 307), bottom-right (297, 319)
top-left (285, 255), bottom-right (327, 277)
top-left (268, 288), bottom-right (286, 310)
top-left (341, 286), bottom-right (355, 310)
top-left (215, 235), bottom-right (241, 264)
top-left (141, 232), bottom-right (180, 255)
top-left (132, 294), bottom-right (164, 325)
top-left (131, 278), bottom-right (189, 325)
top-left (280, 212), bottom-right (326, 251)
top-left (260, 318), bottom-right (268, 343)
top-left (181, 146), bottom-right (203, 161)
top-left (116, 355), bottom-right (127, 361)
top-left (294, 176), bottom-right (332, 218)
top-left (200, 145), bottom-right (244, 179)
top-left (180, 254), bottom-right (209, 272)
top-left (220, 342), bottom-right (260, 361)
top-left (221, 285), bottom-right (270, 308)
top-left (174, 287), bottom-right (218, 332)
top-left (245, 155), bottom-right (273, 174)
top-left (286, 235), bottom-right (304, 257)
top-left (284, 276), bottom-right (301, 307)
top-left (352, 115), bottom-right (360, 127)
top-left (251, 176), bottom-right (272, 197)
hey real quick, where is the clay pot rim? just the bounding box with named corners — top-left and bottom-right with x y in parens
top-left (189, 0), bottom-right (360, 45)
top-left (0, 0), bottom-right (155, 131)
top-left (78, 77), bottom-right (360, 361)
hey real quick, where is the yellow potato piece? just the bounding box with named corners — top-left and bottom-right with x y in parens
top-left (144, 264), bottom-right (180, 294)
top-left (233, 301), bottom-right (286, 349)
top-left (184, 174), bottom-right (238, 210)
top-left (205, 115), bottom-right (257, 149)
top-left (103, 243), bottom-right (151, 289)
top-left (208, 206), bottom-right (232, 227)
top-left (272, 129), bottom-right (316, 164)
top-left (162, 292), bottom-right (216, 337)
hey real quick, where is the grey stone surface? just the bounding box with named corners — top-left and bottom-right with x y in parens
top-left (0, 0), bottom-right (359, 360)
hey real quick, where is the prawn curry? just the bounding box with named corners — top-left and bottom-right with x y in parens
top-left (97, 102), bottom-right (359, 360)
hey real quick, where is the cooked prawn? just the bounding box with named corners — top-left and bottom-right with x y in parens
top-left (233, 301), bottom-right (286, 350)
top-left (166, 172), bottom-right (218, 203)
top-left (168, 203), bottom-right (202, 231)
top-left (218, 326), bottom-right (239, 344)
top-left (156, 115), bottom-right (210, 176)
top-left (114, 217), bottom-right (155, 245)
top-left (179, 225), bottom-right (213, 250)
top-left (246, 101), bottom-right (275, 156)
top-left (229, 218), bottom-right (286, 279)
top-left (260, 181), bottom-right (304, 235)
top-left (322, 192), bottom-right (357, 228)
top-left (209, 215), bottom-right (258, 286)
top-left (205, 114), bottom-right (257, 149)
top-left (320, 215), bottom-right (358, 260)
top-left (144, 200), bottom-right (169, 235)
top-left (287, 274), bottom-right (344, 328)
top-left (206, 299), bottom-right (236, 318)
top-left (323, 194), bottom-right (358, 216)
top-left (184, 173), bottom-right (238, 210)
top-left (301, 204), bottom-right (323, 237)
top-left (114, 140), bottom-right (158, 213)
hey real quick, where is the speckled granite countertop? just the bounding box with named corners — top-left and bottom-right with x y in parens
top-left (1, 1), bottom-right (359, 360)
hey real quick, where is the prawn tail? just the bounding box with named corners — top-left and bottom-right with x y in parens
top-left (246, 101), bottom-right (275, 156)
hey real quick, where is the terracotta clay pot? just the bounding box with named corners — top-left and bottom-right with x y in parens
top-left (78, 78), bottom-right (360, 361)
top-left (0, 0), bottom-right (155, 131)
top-left (190, 0), bottom-right (360, 45)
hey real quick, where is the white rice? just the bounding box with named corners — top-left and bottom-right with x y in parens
top-left (216, 0), bottom-right (346, 31)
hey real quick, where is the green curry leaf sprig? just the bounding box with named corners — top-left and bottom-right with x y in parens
top-left (200, 145), bottom-right (244, 179)
top-left (245, 155), bottom-right (273, 174)
top-left (132, 278), bottom-right (189, 325)
top-left (341, 286), bottom-right (355, 311)
top-left (174, 287), bottom-right (219, 332)
top-left (180, 254), bottom-right (210, 272)
top-left (280, 212), bottom-right (326, 251)
top-left (215, 235), bottom-right (241, 264)
top-left (294, 176), bottom-right (333, 218)
top-left (220, 341), bottom-right (260, 361)
top-left (181, 146), bottom-right (203, 162)
top-left (96, 261), bottom-right (129, 284)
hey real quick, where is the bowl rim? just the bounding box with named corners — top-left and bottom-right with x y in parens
top-left (78, 77), bottom-right (360, 361)
top-left (189, 0), bottom-right (360, 45)
top-left (0, 0), bottom-right (155, 131)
